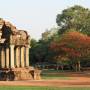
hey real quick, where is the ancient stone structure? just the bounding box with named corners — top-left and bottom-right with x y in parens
top-left (0, 18), bottom-right (41, 80)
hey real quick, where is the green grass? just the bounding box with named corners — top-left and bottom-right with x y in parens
top-left (42, 69), bottom-right (71, 73)
top-left (0, 86), bottom-right (90, 90)
top-left (41, 69), bottom-right (71, 80)
top-left (0, 86), bottom-right (59, 90)
top-left (42, 69), bottom-right (64, 73)
top-left (42, 74), bottom-right (71, 80)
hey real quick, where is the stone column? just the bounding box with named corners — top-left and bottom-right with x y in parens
top-left (6, 47), bottom-right (10, 68)
top-left (10, 45), bottom-right (15, 68)
top-left (25, 47), bottom-right (29, 67)
top-left (15, 47), bottom-right (20, 67)
top-left (0, 47), bottom-right (1, 68)
top-left (20, 47), bottom-right (25, 67)
top-left (1, 48), bottom-right (5, 68)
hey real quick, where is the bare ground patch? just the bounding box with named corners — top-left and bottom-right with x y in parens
top-left (0, 77), bottom-right (90, 87)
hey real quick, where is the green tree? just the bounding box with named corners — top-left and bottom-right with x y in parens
top-left (30, 39), bottom-right (37, 47)
top-left (42, 27), bottom-right (59, 41)
top-left (30, 27), bottom-right (59, 65)
top-left (30, 39), bottom-right (38, 65)
top-left (56, 5), bottom-right (90, 35)
top-left (30, 38), bottom-right (53, 65)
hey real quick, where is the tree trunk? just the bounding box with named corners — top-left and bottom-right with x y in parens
top-left (61, 65), bottom-right (64, 71)
top-left (78, 61), bottom-right (81, 71)
top-left (75, 64), bottom-right (78, 72)
top-left (56, 64), bottom-right (59, 70)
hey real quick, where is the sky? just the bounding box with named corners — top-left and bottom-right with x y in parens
top-left (0, 0), bottom-right (90, 40)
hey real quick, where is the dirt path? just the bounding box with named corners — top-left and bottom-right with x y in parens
top-left (0, 77), bottom-right (90, 87)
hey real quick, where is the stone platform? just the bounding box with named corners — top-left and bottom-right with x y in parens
top-left (0, 67), bottom-right (41, 81)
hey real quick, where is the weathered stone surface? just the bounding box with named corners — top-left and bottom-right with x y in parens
top-left (0, 18), bottom-right (30, 45)
top-left (0, 19), bottom-right (41, 81)
top-left (0, 68), bottom-right (41, 81)
top-left (13, 68), bottom-right (33, 80)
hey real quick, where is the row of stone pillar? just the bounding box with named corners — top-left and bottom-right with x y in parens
top-left (0, 45), bottom-right (29, 68)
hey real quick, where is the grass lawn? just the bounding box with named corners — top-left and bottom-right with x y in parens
top-left (0, 86), bottom-right (90, 90)
top-left (41, 69), bottom-right (72, 73)
top-left (41, 69), bottom-right (71, 80)
top-left (0, 86), bottom-right (60, 90)
top-left (41, 69), bottom-right (65, 73)
top-left (42, 74), bottom-right (71, 80)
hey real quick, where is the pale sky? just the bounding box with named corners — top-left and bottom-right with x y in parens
top-left (0, 0), bottom-right (90, 40)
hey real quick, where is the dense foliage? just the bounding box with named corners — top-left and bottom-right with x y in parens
top-left (56, 5), bottom-right (90, 35)
top-left (50, 31), bottom-right (90, 71)
top-left (30, 5), bottom-right (90, 71)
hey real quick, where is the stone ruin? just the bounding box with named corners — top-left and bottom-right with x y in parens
top-left (0, 18), bottom-right (41, 80)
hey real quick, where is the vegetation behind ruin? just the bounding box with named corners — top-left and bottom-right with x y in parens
top-left (30, 5), bottom-right (90, 72)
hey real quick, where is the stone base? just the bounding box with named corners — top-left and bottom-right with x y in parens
top-left (0, 67), bottom-right (41, 81)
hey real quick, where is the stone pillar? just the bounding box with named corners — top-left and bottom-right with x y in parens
top-left (0, 47), bottom-right (1, 68)
top-left (10, 45), bottom-right (15, 68)
top-left (20, 47), bottom-right (25, 67)
top-left (25, 47), bottom-right (29, 67)
top-left (15, 47), bottom-right (20, 67)
top-left (6, 47), bottom-right (10, 68)
top-left (1, 48), bottom-right (5, 68)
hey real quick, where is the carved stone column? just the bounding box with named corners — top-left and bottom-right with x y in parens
top-left (20, 47), bottom-right (25, 67)
top-left (0, 49), bottom-right (1, 68)
top-left (1, 48), bottom-right (5, 68)
top-left (25, 46), bottom-right (29, 67)
top-left (10, 45), bottom-right (15, 68)
top-left (15, 47), bottom-right (20, 67)
top-left (6, 47), bottom-right (10, 68)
